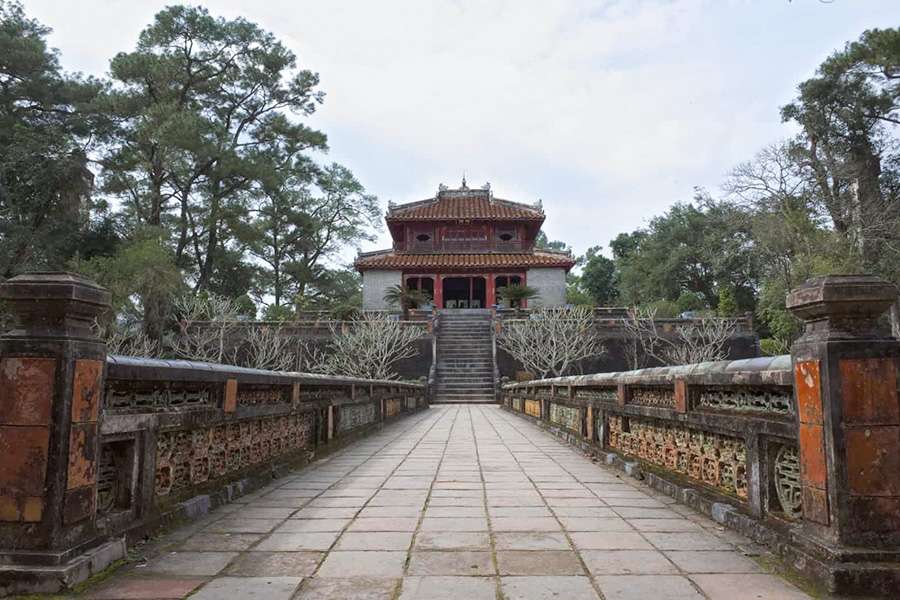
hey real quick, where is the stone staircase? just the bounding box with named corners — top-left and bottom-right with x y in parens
top-left (432, 309), bottom-right (497, 404)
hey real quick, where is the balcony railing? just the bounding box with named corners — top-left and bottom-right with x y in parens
top-left (401, 240), bottom-right (534, 253)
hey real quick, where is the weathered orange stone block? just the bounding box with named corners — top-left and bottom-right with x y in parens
top-left (0, 425), bottom-right (49, 521)
top-left (0, 357), bottom-right (55, 426)
top-left (847, 496), bottom-right (900, 533)
top-left (845, 426), bottom-right (900, 496)
top-left (616, 384), bottom-right (628, 407)
top-left (224, 379), bottom-right (238, 413)
top-left (71, 359), bottom-right (103, 423)
top-left (840, 358), bottom-right (899, 425)
top-left (67, 423), bottom-right (97, 490)
top-left (802, 486), bottom-right (830, 525)
top-left (674, 379), bottom-right (688, 413)
top-left (586, 406), bottom-right (594, 440)
top-left (795, 360), bottom-right (823, 425)
top-left (798, 422), bottom-right (827, 489)
top-left (0, 495), bottom-right (43, 522)
top-left (292, 383), bottom-right (301, 405)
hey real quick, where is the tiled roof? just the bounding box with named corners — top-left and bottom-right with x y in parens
top-left (355, 250), bottom-right (575, 271)
top-left (386, 191), bottom-right (544, 221)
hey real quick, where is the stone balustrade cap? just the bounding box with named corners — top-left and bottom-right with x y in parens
top-left (0, 271), bottom-right (111, 307)
top-left (786, 274), bottom-right (897, 321)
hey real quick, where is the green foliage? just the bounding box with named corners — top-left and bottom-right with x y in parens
top-left (243, 162), bottom-right (379, 309)
top-left (0, 1), bottom-right (108, 278)
top-left (717, 287), bottom-right (739, 317)
top-left (497, 284), bottom-right (540, 307)
top-left (262, 303), bottom-right (296, 322)
top-left (644, 299), bottom-right (679, 318)
top-left (612, 196), bottom-right (760, 311)
top-left (675, 292), bottom-right (708, 314)
top-left (565, 278), bottom-right (595, 307)
top-left (0, 3), bottom-right (376, 335)
top-left (72, 230), bottom-right (184, 335)
top-left (534, 231), bottom-right (572, 253)
top-left (579, 246), bottom-right (617, 305)
top-left (383, 285), bottom-right (431, 318)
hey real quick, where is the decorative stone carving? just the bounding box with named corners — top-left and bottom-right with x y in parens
top-left (575, 388), bottom-right (617, 402)
top-left (96, 445), bottom-right (119, 516)
top-left (773, 444), bottom-right (803, 520)
top-left (105, 380), bottom-right (217, 412)
top-left (385, 398), bottom-right (402, 417)
top-left (512, 397), bottom-right (524, 412)
top-left (694, 386), bottom-right (794, 416)
top-left (629, 387), bottom-right (676, 408)
top-left (338, 403), bottom-right (376, 433)
top-left (550, 403), bottom-right (581, 432)
top-left (238, 386), bottom-right (291, 406)
top-left (524, 399), bottom-right (541, 418)
top-left (607, 415), bottom-right (748, 499)
top-left (155, 414), bottom-right (314, 497)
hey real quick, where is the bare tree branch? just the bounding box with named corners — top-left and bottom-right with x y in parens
top-left (498, 306), bottom-right (605, 378)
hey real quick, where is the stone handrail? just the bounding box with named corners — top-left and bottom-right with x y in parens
top-left (0, 272), bottom-right (427, 596)
top-left (501, 274), bottom-right (900, 597)
top-left (503, 355), bottom-right (795, 516)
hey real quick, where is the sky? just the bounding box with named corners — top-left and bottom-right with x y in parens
top-left (24, 0), bottom-right (900, 261)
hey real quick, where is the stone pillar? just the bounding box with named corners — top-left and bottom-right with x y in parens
top-left (787, 274), bottom-right (900, 548)
top-left (0, 272), bottom-right (110, 555)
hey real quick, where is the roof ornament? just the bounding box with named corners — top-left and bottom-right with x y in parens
top-left (481, 182), bottom-right (491, 191)
top-left (438, 183), bottom-right (448, 192)
top-left (535, 198), bottom-right (543, 209)
top-left (387, 199), bottom-right (396, 209)
top-left (460, 173), bottom-right (468, 190)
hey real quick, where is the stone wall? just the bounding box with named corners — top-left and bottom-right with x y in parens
top-left (0, 272), bottom-right (429, 596)
top-left (362, 269), bottom-right (402, 310)
top-left (500, 274), bottom-right (900, 597)
top-left (525, 267), bottom-right (567, 306)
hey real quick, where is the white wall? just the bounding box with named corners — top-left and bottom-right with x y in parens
top-left (527, 268), bottom-right (567, 307)
top-left (362, 270), bottom-right (402, 310)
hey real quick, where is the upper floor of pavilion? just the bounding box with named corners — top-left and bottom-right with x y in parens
top-left (384, 180), bottom-right (546, 254)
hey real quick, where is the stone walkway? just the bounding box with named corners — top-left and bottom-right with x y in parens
top-left (80, 405), bottom-right (814, 600)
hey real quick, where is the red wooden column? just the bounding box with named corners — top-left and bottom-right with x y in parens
top-left (433, 274), bottom-right (443, 309)
top-left (486, 273), bottom-right (496, 307)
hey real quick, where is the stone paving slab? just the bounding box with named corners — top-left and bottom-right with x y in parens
top-left (69, 405), bottom-right (816, 600)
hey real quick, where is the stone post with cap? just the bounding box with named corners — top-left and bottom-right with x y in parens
top-left (0, 272), bottom-right (124, 589)
top-left (787, 274), bottom-right (900, 593)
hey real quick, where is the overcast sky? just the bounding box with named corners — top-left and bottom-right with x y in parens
top-left (25, 0), bottom-right (900, 260)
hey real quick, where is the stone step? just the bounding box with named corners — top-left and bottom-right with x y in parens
top-left (432, 395), bottom-right (496, 404)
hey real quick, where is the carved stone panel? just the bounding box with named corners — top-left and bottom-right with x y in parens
top-left (607, 414), bottom-right (748, 499)
top-left (338, 403), bottom-right (376, 433)
top-left (385, 398), bottom-right (402, 418)
top-left (238, 386), bottom-right (292, 407)
top-left (524, 399), bottom-right (541, 418)
top-left (574, 388), bottom-right (617, 403)
top-left (550, 403), bottom-right (581, 432)
top-left (772, 443), bottom-right (803, 520)
top-left (105, 380), bottom-right (218, 412)
top-left (155, 413), bottom-right (314, 497)
top-left (629, 387), bottom-right (676, 408)
top-left (693, 386), bottom-right (794, 416)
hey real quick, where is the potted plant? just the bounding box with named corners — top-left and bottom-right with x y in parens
top-left (497, 284), bottom-right (539, 315)
top-left (383, 285), bottom-right (432, 320)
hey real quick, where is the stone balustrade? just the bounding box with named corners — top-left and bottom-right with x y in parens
top-left (502, 274), bottom-right (900, 597)
top-left (0, 272), bottom-right (427, 595)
